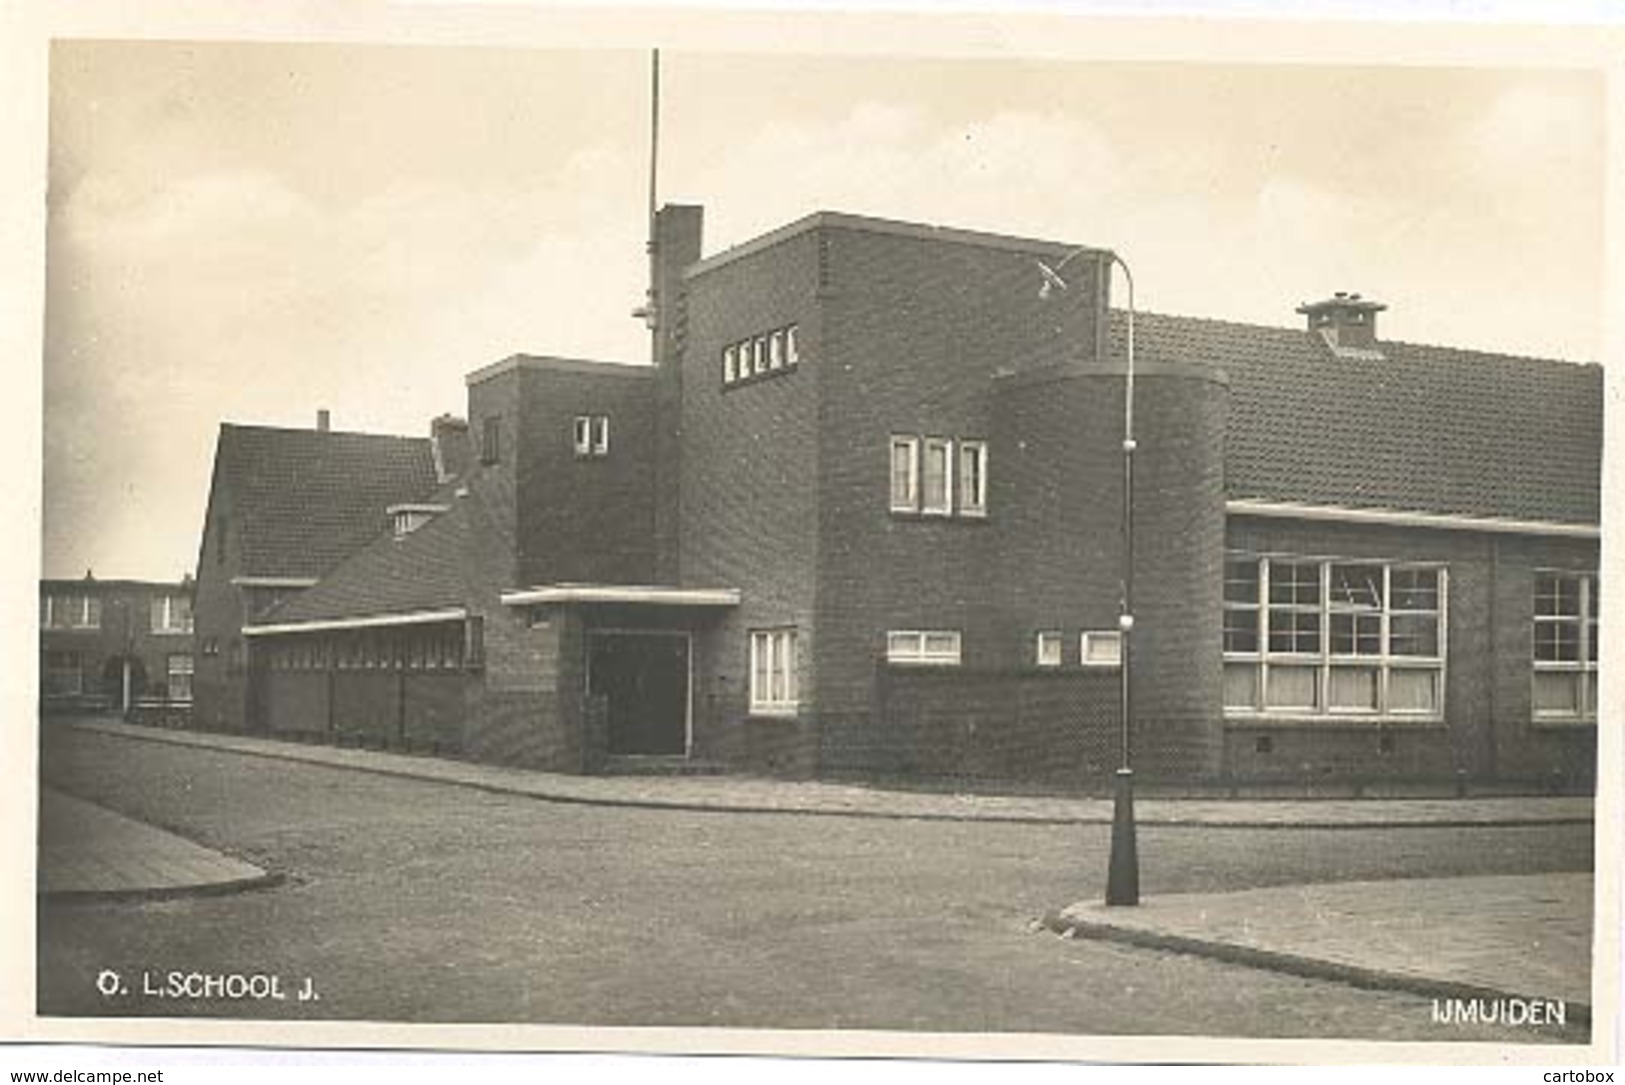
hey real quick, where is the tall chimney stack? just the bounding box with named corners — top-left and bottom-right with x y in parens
top-left (316, 409), bottom-right (331, 433)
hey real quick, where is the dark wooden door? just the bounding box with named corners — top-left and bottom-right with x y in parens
top-left (591, 634), bottom-right (689, 756)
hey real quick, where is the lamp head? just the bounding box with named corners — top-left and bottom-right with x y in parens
top-left (1036, 259), bottom-right (1069, 300)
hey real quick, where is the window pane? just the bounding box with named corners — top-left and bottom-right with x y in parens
top-left (922, 440), bottom-right (951, 513)
top-left (593, 416), bottom-right (609, 454)
top-left (754, 337), bottom-right (768, 374)
top-left (752, 634), bottom-right (769, 702)
top-left (1224, 559), bottom-right (1259, 604)
top-left (1223, 663), bottom-right (1258, 709)
top-left (1533, 671), bottom-right (1581, 715)
top-left (887, 632), bottom-right (919, 659)
top-left (1389, 668), bottom-right (1439, 713)
top-left (1390, 614), bottom-right (1440, 657)
top-left (1264, 665), bottom-right (1319, 709)
top-left (1330, 613), bottom-right (1381, 655)
top-left (769, 330), bottom-right (784, 369)
top-left (1268, 610), bottom-right (1320, 654)
top-left (890, 439), bottom-right (916, 510)
top-left (85, 597), bottom-right (101, 628)
top-left (959, 442), bottom-right (987, 514)
top-left (1083, 631), bottom-right (1122, 666)
top-left (1536, 575), bottom-right (1581, 617)
top-left (1223, 608), bottom-right (1258, 653)
top-left (723, 346), bottom-right (737, 383)
top-left (1329, 564), bottom-right (1383, 609)
top-left (1391, 568), bottom-right (1440, 611)
top-left (1036, 633), bottom-right (1062, 667)
top-left (923, 632), bottom-right (959, 657)
top-left (1269, 561), bottom-right (1320, 606)
top-left (1328, 666), bottom-right (1379, 710)
top-left (785, 325), bottom-right (800, 365)
top-left (1535, 620), bottom-right (1581, 662)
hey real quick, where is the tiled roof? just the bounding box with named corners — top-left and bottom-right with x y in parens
top-left (215, 425), bottom-right (439, 580)
top-left (1109, 311), bottom-right (1602, 526)
top-left (260, 467), bottom-right (516, 625)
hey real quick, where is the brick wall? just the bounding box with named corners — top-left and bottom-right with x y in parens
top-left (512, 362), bottom-right (660, 587)
top-left (679, 228), bottom-right (823, 772)
top-left (879, 668), bottom-right (1120, 779)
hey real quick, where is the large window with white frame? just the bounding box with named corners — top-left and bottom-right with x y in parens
top-left (1222, 555), bottom-right (1446, 720)
top-left (42, 593), bottom-right (101, 630)
top-left (886, 630), bottom-right (962, 666)
top-left (1533, 572), bottom-right (1598, 722)
top-left (749, 628), bottom-right (799, 714)
top-left (151, 593), bottom-right (193, 634)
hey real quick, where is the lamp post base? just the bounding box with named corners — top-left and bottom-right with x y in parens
top-left (1105, 767), bottom-right (1140, 906)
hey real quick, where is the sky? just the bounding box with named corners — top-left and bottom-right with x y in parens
top-left (41, 40), bottom-right (1605, 580)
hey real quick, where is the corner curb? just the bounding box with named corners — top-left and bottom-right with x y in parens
top-left (40, 871), bottom-right (286, 907)
top-left (1039, 911), bottom-right (1592, 1028)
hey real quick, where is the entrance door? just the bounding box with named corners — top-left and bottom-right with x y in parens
top-left (589, 633), bottom-right (690, 756)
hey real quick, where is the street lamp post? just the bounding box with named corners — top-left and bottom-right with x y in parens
top-left (1036, 246), bottom-right (1139, 907)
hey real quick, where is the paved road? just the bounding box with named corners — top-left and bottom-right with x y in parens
top-left (37, 728), bottom-right (1594, 1043)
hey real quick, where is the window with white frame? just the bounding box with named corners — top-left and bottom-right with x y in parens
top-left (958, 441), bottom-right (988, 517)
top-left (573, 415), bottom-right (610, 457)
top-left (721, 324), bottom-right (801, 389)
top-left (1036, 631), bottom-right (1063, 667)
top-left (887, 630), bottom-right (962, 666)
top-left (749, 628), bottom-right (799, 714)
top-left (890, 437), bottom-right (919, 512)
top-left (43, 593), bottom-right (101, 630)
top-left (1081, 631), bottom-right (1123, 667)
top-left (889, 434), bottom-right (987, 519)
top-left (1533, 572), bottom-right (1598, 721)
top-left (151, 593), bottom-right (193, 634)
top-left (921, 438), bottom-right (953, 516)
top-left (1222, 555), bottom-right (1445, 719)
top-left (167, 654), bottom-right (195, 702)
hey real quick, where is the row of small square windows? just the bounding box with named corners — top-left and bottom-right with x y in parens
top-left (722, 325), bottom-right (800, 387)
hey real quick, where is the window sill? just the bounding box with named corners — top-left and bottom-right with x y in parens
top-left (1223, 714), bottom-right (1447, 731)
top-left (746, 708), bottom-right (801, 721)
top-left (1530, 716), bottom-right (1597, 730)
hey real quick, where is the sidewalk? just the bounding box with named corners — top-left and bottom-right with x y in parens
top-left (1046, 872), bottom-right (1595, 1022)
top-left (38, 787), bottom-right (278, 901)
top-left (67, 719), bottom-right (1595, 828)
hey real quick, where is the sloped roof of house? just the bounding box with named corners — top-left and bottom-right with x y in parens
top-left (212, 424), bottom-right (439, 580)
top-left (258, 466), bottom-right (516, 626)
top-left (1110, 311), bottom-right (1603, 526)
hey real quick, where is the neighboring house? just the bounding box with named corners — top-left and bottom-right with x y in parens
top-left (39, 575), bottom-right (196, 713)
top-left (189, 414), bottom-right (452, 733)
top-left (215, 207), bottom-right (1602, 787)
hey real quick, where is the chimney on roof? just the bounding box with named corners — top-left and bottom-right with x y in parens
top-left (316, 409), bottom-right (331, 433)
top-left (1297, 291), bottom-right (1386, 354)
top-left (430, 413), bottom-right (473, 482)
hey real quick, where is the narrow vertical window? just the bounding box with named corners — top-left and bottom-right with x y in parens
top-left (958, 440), bottom-right (987, 517)
top-left (572, 416), bottom-right (592, 455)
top-left (723, 345), bottom-right (738, 385)
top-left (890, 437), bottom-right (919, 512)
top-left (921, 438), bottom-right (953, 516)
top-left (753, 337), bottom-right (768, 375)
top-left (749, 628), bottom-right (798, 714)
top-left (481, 416), bottom-right (502, 464)
top-left (769, 330), bottom-right (785, 369)
top-left (785, 325), bottom-right (800, 365)
top-left (592, 416), bottom-right (610, 455)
